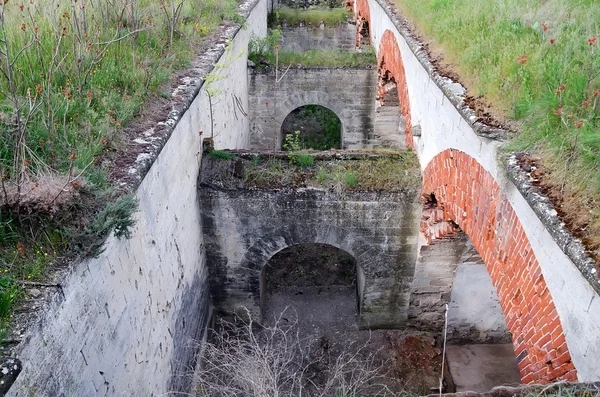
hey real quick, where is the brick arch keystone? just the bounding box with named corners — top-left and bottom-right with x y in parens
top-left (377, 30), bottom-right (413, 148)
top-left (422, 148), bottom-right (577, 384)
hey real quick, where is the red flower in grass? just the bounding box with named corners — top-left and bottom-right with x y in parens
top-left (575, 121), bottom-right (584, 128)
top-left (588, 37), bottom-right (597, 46)
top-left (550, 38), bottom-right (556, 44)
top-left (16, 242), bottom-right (24, 255)
top-left (542, 23), bottom-right (549, 32)
top-left (553, 108), bottom-right (563, 116)
top-left (517, 54), bottom-right (528, 65)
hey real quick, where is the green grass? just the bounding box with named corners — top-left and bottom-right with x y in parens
top-left (276, 6), bottom-right (348, 27)
top-left (242, 154), bottom-right (422, 191)
top-left (297, 153), bottom-right (315, 166)
top-left (393, 0), bottom-right (600, 249)
top-left (210, 150), bottom-right (237, 160)
top-left (277, 47), bottom-right (377, 67)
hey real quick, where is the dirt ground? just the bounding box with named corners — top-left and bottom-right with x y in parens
top-left (263, 287), bottom-right (453, 396)
top-left (259, 244), bottom-right (454, 395)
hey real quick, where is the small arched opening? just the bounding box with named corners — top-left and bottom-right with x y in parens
top-left (374, 64), bottom-right (405, 148)
top-left (357, 17), bottom-right (370, 47)
top-left (260, 243), bottom-right (364, 329)
top-left (280, 105), bottom-right (343, 150)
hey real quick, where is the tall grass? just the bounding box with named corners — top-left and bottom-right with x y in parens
top-left (0, 0), bottom-right (238, 184)
top-left (276, 6), bottom-right (348, 27)
top-left (394, 0), bottom-right (600, 248)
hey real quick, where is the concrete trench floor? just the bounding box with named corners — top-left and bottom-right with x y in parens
top-left (263, 285), bottom-right (522, 395)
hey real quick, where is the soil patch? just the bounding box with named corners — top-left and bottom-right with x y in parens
top-left (514, 152), bottom-right (600, 272)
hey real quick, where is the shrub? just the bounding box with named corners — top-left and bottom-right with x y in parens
top-left (195, 309), bottom-right (394, 397)
top-left (69, 194), bottom-right (139, 257)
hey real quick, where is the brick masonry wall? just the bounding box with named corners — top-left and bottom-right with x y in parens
top-left (356, 0), bottom-right (371, 47)
top-left (421, 149), bottom-right (577, 383)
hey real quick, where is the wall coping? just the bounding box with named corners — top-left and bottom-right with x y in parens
top-left (507, 153), bottom-right (600, 295)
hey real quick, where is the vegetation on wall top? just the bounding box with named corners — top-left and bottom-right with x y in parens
top-left (275, 6), bottom-right (349, 27)
top-left (202, 151), bottom-right (422, 192)
top-left (248, 29), bottom-right (376, 69)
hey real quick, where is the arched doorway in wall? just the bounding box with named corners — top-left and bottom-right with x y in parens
top-left (260, 243), bottom-right (364, 329)
top-left (374, 68), bottom-right (406, 149)
top-left (421, 149), bottom-right (578, 384)
top-left (411, 226), bottom-right (522, 391)
top-left (280, 105), bottom-right (343, 150)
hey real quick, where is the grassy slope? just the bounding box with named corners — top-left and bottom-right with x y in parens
top-left (0, 0), bottom-right (239, 332)
top-left (393, 0), bottom-right (600, 251)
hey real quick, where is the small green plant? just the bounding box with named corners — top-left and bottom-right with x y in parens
top-left (283, 131), bottom-right (302, 164)
top-left (0, 276), bottom-right (23, 319)
top-left (316, 167), bottom-right (328, 183)
top-left (70, 194), bottom-right (139, 257)
top-left (210, 150), bottom-right (236, 160)
top-left (248, 29), bottom-right (282, 66)
top-left (297, 153), bottom-right (315, 166)
top-left (344, 172), bottom-right (358, 186)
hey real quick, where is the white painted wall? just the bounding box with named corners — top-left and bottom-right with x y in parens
top-left (7, 1), bottom-right (268, 395)
top-left (364, 0), bottom-right (600, 381)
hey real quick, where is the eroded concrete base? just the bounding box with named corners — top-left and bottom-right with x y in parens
top-left (446, 344), bottom-right (521, 392)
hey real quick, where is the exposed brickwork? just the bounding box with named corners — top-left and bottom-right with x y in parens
top-left (421, 149), bottom-right (578, 384)
top-left (355, 0), bottom-right (371, 47)
top-left (376, 30), bottom-right (413, 148)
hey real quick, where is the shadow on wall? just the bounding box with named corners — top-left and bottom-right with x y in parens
top-left (259, 243), bottom-right (364, 325)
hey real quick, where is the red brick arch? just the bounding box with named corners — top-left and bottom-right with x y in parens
top-left (377, 30), bottom-right (414, 148)
top-left (422, 149), bottom-right (577, 383)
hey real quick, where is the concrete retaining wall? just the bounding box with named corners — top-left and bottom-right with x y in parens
top-left (198, 157), bottom-right (422, 328)
top-left (248, 67), bottom-right (377, 149)
top-left (6, 1), bottom-right (268, 395)
top-left (280, 23), bottom-right (356, 51)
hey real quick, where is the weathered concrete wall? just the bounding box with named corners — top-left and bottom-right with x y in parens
top-left (448, 264), bottom-right (511, 344)
top-left (199, 174), bottom-right (422, 328)
top-left (410, 235), bottom-right (511, 344)
top-left (248, 67), bottom-right (377, 149)
top-left (280, 23), bottom-right (356, 51)
top-left (6, 1), bottom-right (268, 395)
top-left (359, 0), bottom-right (600, 383)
